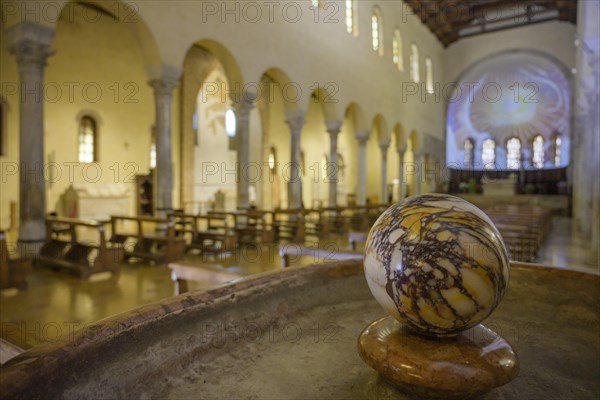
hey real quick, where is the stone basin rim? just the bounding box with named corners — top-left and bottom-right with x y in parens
top-left (0, 260), bottom-right (597, 397)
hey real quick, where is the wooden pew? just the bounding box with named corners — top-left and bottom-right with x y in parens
top-left (319, 207), bottom-right (349, 235)
top-left (279, 244), bottom-right (362, 267)
top-left (110, 215), bottom-right (185, 265)
top-left (171, 212), bottom-right (237, 254)
top-left (0, 231), bottom-right (31, 290)
top-left (483, 205), bottom-right (553, 262)
top-left (272, 209), bottom-right (305, 243)
top-left (37, 217), bottom-right (123, 278)
top-left (303, 208), bottom-right (330, 239)
top-left (232, 210), bottom-right (274, 245)
top-left (168, 262), bottom-right (241, 295)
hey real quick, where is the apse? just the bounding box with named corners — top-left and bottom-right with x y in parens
top-left (446, 51), bottom-right (571, 170)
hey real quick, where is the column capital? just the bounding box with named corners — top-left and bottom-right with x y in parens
top-left (325, 120), bottom-right (343, 136)
top-left (8, 22), bottom-right (55, 71)
top-left (379, 140), bottom-right (391, 151)
top-left (397, 145), bottom-right (407, 155)
top-left (149, 76), bottom-right (180, 97)
top-left (233, 96), bottom-right (255, 119)
top-left (286, 110), bottom-right (306, 135)
top-left (355, 130), bottom-right (370, 145)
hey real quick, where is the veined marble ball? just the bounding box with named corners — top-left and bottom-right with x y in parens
top-left (364, 194), bottom-right (510, 337)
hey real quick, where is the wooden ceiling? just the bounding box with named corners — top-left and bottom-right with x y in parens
top-left (404, 0), bottom-right (578, 47)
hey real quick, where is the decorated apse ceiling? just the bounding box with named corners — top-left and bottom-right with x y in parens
top-left (446, 52), bottom-right (571, 170)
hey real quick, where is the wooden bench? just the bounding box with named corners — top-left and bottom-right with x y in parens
top-left (168, 262), bottom-right (241, 295)
top-left (279, 244), bottom-right (362, 267)
top-left (483, 205), bottom-right (553, 262)
top-left (0, 231), bottom-right (31, 290)
top-left (303, 208), bottom-right (330, 239)
top-left (110, 215), bottom-right (185, 265)
top-left (172, 212), bottom-right (237, 254)
top-left (272, 209), bottom-right (305, 243)
top-left (232, 210), bottom-right (274, 245)
top-left (319, 207), bottom-right (348, 235)
top-left (37, 217), bottom-right (123, 278)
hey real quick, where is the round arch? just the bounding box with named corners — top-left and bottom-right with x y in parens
top-left (309, 86), bottom-right (340, 123)
top-left (260, 67), bottom-right (300, 119)
top-left (194, 39), bottom-right (245, 101)
top-left (393, 123), bottom-right (406, 148)
top-left (409, 129), bottom-right (421, 151)
top-left (345, 102), bottom-right (367, 134)
top-left (373, 114), bottom-right (390, 144)
top-left (60, 0), bottom-right (162, 74)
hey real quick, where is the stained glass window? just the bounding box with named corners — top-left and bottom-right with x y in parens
top-left (464, 138), bottom-right (474, 166)
top-left (425, 57), bottom-right (434, 93)
top-left (532, 135), bottom-right (544, 168)
top-left (371, 8), bottom-right (383, 55)
top-left (506, 138), bottom-right (521, 170)
top-left (345, 0), bottom-right (357, 35)
top-left (482, 139), bottom-right (496, 169)
top-left (393, 29), bottom-right (403, 70)
top-left (410, 43), bottom-right (420, 83)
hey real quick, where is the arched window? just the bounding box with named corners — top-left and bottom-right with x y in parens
top-left (506, 138), bottom-right (521, 170)
top-left (464, 138), bottom-right (474, 166)
top-left (345, 0), bottom-right (357, 36)
top-left (225, 108), bottom-right (236, 137)
top-left (371, 7), bottom-right (383, 55)
top-left (392, 29), bottom-right (404, 71)
top-left (268, 147), bottom-right (277, 174)
top-left (554, 134), bottom-right (562, 166)
top-left (425, 57), bottom-right (434, 93)
top-left (410, 43), bottom-right (420, 83)
top-left (78, 115), bottom-right (97, 163)
top-left (482, 138), bottom-right (496, 169)
top-left (532, 135), bottom-right (544, 168)
top-left (150, 126), bottom-right (156, 169)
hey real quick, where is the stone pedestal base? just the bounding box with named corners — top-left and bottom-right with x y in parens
top-left (358, 316), bottom-right (519, 399)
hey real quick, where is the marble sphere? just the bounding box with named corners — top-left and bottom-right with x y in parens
top-left (364, 194), bottom-right (510, 337)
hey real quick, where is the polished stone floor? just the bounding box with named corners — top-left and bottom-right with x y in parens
top-left (1, 216), bottom-right (597, 350)
top-left (0, 238), bottom-right (345, 349)
top-left (536, 217), bottom-right (599, 273)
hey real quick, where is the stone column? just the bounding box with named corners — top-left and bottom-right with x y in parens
top-left (326, 120), bottom-right (342, 208)
top-left (380, 142), bottom-right (390, 204)
top-left (286, 111), bottom-right (305, 209)
top-left (234, 96), bottom-right (255, 209)
top-left (8, 23), bottom-right (55, 251)
top-left (413, 150), bottom-right (425, 195)
top-left (356, 131), bottom-right (370, 206)
top-left (149, 73), bottom-right (180, 216)
top-left (397, 146), bottom-right (406, 200)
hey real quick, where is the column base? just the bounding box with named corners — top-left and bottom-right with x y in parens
top-left (16, 239), bottom-right (44, 258)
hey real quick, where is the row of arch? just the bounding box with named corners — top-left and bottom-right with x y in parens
top-left (3, 1), bottom-right (436, 213)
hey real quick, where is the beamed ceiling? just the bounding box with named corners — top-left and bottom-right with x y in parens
top-left (404, 0), bottom-right (578, 47)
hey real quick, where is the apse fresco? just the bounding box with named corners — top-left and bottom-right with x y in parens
top-left (446, 52), bottom-right (571, 170)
